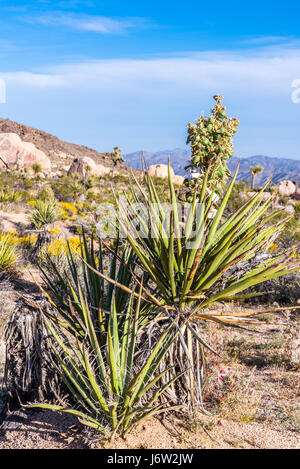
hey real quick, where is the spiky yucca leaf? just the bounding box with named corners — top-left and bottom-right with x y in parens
top-left (0, 232), bottom-right (19, 272)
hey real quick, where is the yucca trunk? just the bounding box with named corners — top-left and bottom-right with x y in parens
top-left (3, 298), bottom-right (63, 412)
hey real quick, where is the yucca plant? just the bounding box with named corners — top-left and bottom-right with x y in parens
top-left (31, 199), bottom-right (57, 230)
top-left (0, 190), bottom-right (22, 203)
top-left (0, 232), bottom-right (19, 273)
top-left (38, 233), bottom-right (153, 341)
top-left (250, 165), bottom-right (263, 189)
top-left (113, 162), bottom-right (300, 409)
top-left (28, 285), bottom-right (182, 437)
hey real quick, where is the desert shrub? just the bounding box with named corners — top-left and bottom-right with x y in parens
top-left (37, 185), bottom-right (55, 202)
top-left (38, 234), bottom-right (81, 283)
top-left (51, 176), bottom-right (85, 201)
top-left (29, 291), bottom-right (179, 437)
top-left (57, 202), bottom-right (82, 220)
top-left (29, 236), bottom-right (180, 437)
top-left (32, 163), bottom-right (42, 174)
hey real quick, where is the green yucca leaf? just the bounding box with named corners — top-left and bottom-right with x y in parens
top-left (0, 233), bottom-right (19, 272)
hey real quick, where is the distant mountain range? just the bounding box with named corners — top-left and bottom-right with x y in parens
top-left (1, 117), bottom-right (299, 185)
top-left (125, 149), bottom-right (300, 185)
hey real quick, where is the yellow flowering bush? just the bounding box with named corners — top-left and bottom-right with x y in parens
top-left (58, 202), bottom-right (84, 220)
top-left (2, 231), bottom-right (38, 250)
top-left (40, 236), bottom-right (81, 261)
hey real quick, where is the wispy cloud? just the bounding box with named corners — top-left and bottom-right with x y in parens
top-left (2, 45), bottom-right (298, 94)
top-left (241, 36), bottom-right (291, 45)
top-left (1, 45), bottom-right (300, 156)
top-left (23, 12), bottom-right (151, 34)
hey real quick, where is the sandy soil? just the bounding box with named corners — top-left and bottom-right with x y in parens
top-left (0, 408), bottom-right (299, 450)
top-left (0, 210), bottom-right (30, 232)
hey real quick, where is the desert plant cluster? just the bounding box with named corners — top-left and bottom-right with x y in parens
top-left (0, 97), bottom-right (299, 448)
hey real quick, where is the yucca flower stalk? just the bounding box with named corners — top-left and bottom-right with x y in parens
top-left (185, 95), bottom-right (239, 200)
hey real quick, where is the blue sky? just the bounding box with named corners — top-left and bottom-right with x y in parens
top-left (1, 0), bottom-right (300, 159)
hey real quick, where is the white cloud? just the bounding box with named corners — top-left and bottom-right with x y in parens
top-left (2, 46), bottom-right (299, 97)
top-left (0, 71), bottom-right (66, 88)
top-left (23, 12), bottom-right (150, 34)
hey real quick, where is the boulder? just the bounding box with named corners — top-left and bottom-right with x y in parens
top-left (148, 164), bottom-right (175, 180)
top-left (67, 157), bottom-right (111, 178)
top-left (172, 175), bottom-right (185, 185)
top-left (148, 164), bottom-right (184, 185)
top-left (0, 133), bottom-right (51, 171)
top-left (291, 188), bottom-right (300, 201)
top-left (285, 204), bottom-right (295, 216)
top-left (247, 191), bottom-right (271, 201)
top-left (278, 180), bottom-right (296, 197)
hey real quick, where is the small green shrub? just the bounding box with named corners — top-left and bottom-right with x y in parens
top-left (32, 163), bottom-right (42, 174)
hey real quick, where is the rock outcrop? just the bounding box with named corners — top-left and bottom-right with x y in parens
top-left (148, 164), bottom-right (184, 185)
top-left (148, 164), bottom-right (174, 179)
top-left (278, 180), bottom-right (296, 197)
top-left (67, 156), bottom-right (111, 178)
top-left (0, 133), bottom-right (51, 171)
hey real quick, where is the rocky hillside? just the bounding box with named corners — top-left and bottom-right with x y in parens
top-left (125, 149), bottom-right (300, 185)
top-left (0, 118), bottom-right (114, 169)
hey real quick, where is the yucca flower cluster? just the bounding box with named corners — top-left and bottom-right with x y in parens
top-left (185, 95), bottom-right (239, 200)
